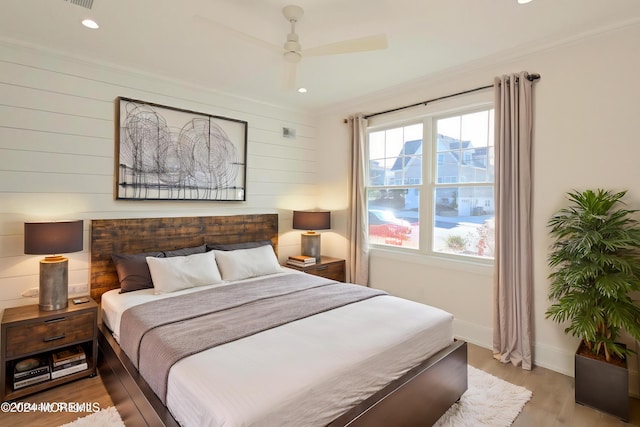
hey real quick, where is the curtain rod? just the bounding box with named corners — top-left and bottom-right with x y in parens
top-left (360, 73), bottom-right (540, 120)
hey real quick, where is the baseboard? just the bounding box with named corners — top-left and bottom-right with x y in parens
top-left (453, 320), bottom-right (640, 398)
top-left (453, 318), bottom-right (492, 349)
top-left (531, 341), bottom-right (574, 376)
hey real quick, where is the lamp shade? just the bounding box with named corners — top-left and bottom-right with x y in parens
top-left (293, 211), bottom-right (331, 231)
top-left (24, 220), bottom-right (84, 255)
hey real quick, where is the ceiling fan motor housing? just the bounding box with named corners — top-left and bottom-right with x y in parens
top-left (283, 51), bottom-right (302, 63)
top-left (284, 33), bottom-right (301, 53)
top-left (283, 5), bottom-right (304, 22)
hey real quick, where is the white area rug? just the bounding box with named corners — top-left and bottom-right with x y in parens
top-left (434, 365), bottom-right (533, 427)
top-left (60, 366), bottom-right (531, 427)
top-left (59, 406), bottom-right (124, 427)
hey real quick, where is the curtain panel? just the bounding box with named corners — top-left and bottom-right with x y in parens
top-left (347, 114), bottom-right (370, 285)
top-left (493, 72), bottom-right (535, 370)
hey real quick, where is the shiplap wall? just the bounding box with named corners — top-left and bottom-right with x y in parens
top-left (0, 40), bottom-right (320, 312)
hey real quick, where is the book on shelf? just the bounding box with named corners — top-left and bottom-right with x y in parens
top-left (53, 357), bottom-right (87, 370)
top-left (289, 255), bottom-right (315, 263)
top-left (51, 345), bottom-right (86, 368)
top-left (14, 364), bottom-right (49, 380)
top-left (51, 360), bottom-right (88, 379)
top-left (287, 259), bottom-right (316, 268)
top-left (13, 372), bottom-right (50, 389)
top-left (287, 255), bottom-right (316, 267)
top-left (13, 357), bottom-right (51, 389)
top-left (13, 357), bottom-right (50, 379)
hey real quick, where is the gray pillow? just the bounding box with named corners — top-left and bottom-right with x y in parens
top-left (162, 244), bottom-right (207, 257)
top-left (112, 252), bottom-right (164, 293)
top-left (206, 240), bottom-right (272, 252)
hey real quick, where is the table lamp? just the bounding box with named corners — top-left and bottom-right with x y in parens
top-left (24, 220), bottom-right (84, 311)
top-left (292, 211), bottom-right (330, 263)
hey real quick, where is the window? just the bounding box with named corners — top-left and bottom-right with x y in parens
top-left (366, 107), bottom-right (494, 260)
top-left (367, 124), bottom-right (421, 249)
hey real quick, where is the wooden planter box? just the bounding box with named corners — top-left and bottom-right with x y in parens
top-left (574, 342), bottom-right (629, 421)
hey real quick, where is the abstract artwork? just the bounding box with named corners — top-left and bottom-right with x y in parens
top-left (115, 97), bottom-right (247, 201)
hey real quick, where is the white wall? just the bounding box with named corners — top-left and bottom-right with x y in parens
top-left (0, 40), bottom-right (322, 312)
top-left (317, 22), bottom-right (640, 394)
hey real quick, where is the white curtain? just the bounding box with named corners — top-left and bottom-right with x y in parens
top-left (347, 114), bottom-right (369, 285)
top-left (493, 72), bottom-right (535, 370)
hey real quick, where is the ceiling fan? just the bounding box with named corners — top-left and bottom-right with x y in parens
top-left (279, 5), bottom-right (387, 89)
top-left (195, 5), bottom-right (388, 89)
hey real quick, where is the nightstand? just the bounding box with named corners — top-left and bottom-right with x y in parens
top-left (0, 298), bottom-right (98, 402)
top-left (286, 256), bottom-right (346, 282)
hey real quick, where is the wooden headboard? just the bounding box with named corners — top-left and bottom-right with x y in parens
top-left (90, 214), bottom-right (278, 302)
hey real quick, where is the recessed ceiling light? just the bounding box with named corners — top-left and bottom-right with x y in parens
top-left (517, 0), bottom-right (533, 4)
top-left (297, 87), bottom-right (307, 93)
top-left (82, 19), bottom-right (99, 29)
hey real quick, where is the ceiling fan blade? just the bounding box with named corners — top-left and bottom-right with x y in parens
top-left (282, 61), bottom-right (298, 90)
top-left (193, 15), bottom-right (282, 54)
top-left (304, 34), bottom-right (388, 57)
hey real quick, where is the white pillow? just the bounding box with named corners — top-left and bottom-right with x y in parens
top-left (146, 251), bottom-right (223, 294)
top-left (213, 245), bottom-right (282, 281)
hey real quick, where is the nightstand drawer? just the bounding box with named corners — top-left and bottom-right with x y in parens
top-left (308, 263), bottom-right (344, 281)
top-left (5, 312), bottom-right (95, 358)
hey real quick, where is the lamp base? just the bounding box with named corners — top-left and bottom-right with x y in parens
top-left (39, 256), bottom-right (69, 311)
top-left (301, 232), bottom-right (321, 263)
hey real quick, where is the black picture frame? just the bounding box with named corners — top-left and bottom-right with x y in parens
top-left (115, 97), bottom-right (247, 201)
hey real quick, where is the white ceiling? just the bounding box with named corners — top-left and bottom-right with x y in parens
top-left (2, 0), bottom-right (640, 112)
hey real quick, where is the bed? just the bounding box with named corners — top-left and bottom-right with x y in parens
top-left (91, 215), bottom-right (467, 427)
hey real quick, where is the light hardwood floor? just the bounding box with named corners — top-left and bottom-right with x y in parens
top-left (467, 344), bottom-right (640, 426)
top-left (0, 373), bottom-right (114, 427)
top-left (0, 343), bottom-right (638, 426)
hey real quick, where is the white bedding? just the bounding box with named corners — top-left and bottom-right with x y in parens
top-left (101, 271), bottom-right (454, 427)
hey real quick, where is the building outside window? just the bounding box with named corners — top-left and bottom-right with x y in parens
top-left (366, 107), bottom-right (494, 260)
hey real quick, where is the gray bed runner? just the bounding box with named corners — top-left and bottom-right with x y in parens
top-left (119, 273), bottom-right (386, 403)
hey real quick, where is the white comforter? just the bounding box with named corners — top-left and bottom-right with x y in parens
top-left (101, 271), bottom-right (453, 427)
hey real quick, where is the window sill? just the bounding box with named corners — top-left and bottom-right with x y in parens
top-left (369, 246), bottom-right (493, 276)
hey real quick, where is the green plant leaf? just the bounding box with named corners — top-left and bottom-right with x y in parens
top-left (547, 189), bottom-right (640, 357)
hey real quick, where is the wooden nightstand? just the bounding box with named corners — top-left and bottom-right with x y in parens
top-left (0, 298), bottom-right (98, 402)
top-left (286, 256), bottom-right (346, 282)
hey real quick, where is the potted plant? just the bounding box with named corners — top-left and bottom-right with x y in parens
top-left (546, 189), bottom-right (640, 420)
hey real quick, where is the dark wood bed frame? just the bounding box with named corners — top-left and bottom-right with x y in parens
top-left (90, 214), bottom-right (467, 426)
